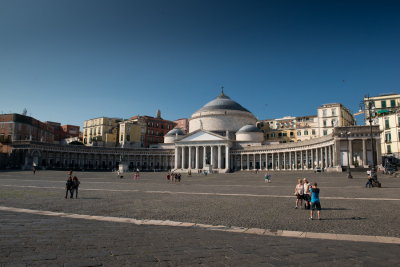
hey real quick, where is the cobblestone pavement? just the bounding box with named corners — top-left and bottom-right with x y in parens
top-left (1, 170), bottom-right (399, 266)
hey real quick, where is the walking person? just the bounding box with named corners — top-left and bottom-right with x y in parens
top-left (303, 178), bottom-right (311, 209)
top-left (294, 179), bottom-right (304, 209)
top-left (72, 176), bottom-right (80, 198)
top-left (309, 183), bottom-right (322, 220)
top-left (65, 176), bottom-right (73, 199)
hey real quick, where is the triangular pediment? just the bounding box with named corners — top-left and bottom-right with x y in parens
top-left (177, 130), bottom-right (226, 142)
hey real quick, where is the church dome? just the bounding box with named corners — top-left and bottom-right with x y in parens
top-left (236, 125), bottom-right (264, 142)
top-left (237, 125), bottom-right (263, 133)
top-left (195, 92), bottom-right (250, 113)
top-left (165, 128), bottom-right (185, 137)
top-left (189, 90), bottom-right (257, 134)
top-left (164, 128), bottom-right (185, 144)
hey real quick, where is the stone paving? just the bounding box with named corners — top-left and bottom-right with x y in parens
top-left (0, 170), bottom-right (399, 266)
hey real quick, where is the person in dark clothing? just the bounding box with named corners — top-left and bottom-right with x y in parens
top-left (65, 176), bottom-right (73, 199)
top-left (72, 176), bottom-right (80, 198)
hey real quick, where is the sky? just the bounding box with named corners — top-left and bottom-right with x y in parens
top-left (1, 0), bottom-right (399, 127)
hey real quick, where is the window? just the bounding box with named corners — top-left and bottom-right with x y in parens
top-left (381, 100), bottom-right (387, 108)
top-left (385, 119), bottom-right (390, 129)
top-left (290, 132), bottom-right (294, 136)
top-left (331, 119), bottom-right (336, 127)
top-left (126, 135), bottom-right (130, 141)
top-left (387, 144), bottom-right (392, 153)
top-left (312, 129), bottom-right (316, 135)
top-left (283, 132), bottom-right (287, 137)
top-left (331, 108), bottom-right (336, 116)
top-left (304, 130), bottom-right (308, 135)
top-left (278, 133), bottom-right (282, 137)
top-left (297, 131), bottom-right (301, 136)
top-left (323, 120), bottom-right (327, 127)
top-left (385, 132), bottom-right (391, 142)
top-left (322, 109), bottom-right (327, 116)
top-left (323, 130), bottom-right (328, 136)
top-left (120, 135), bottom-right (123, 141)
top-left (271, 133), bottom-right (275, 137)
top-left (391, 99), bottom-right (396, 107)
top-left (266, 134), bottom-right (269, 139)
top-left (398, 117), bottom-right (400, 126)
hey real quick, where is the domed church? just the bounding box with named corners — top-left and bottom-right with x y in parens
top-left (165, 90), bottom-right (263, 173)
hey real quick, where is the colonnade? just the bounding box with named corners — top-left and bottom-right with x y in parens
top-left (233, 145), bottom-right (335, 171)
top-left (174, 144), bottom-right (230, 171)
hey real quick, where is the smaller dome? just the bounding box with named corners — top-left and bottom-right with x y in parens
top-left (165, 128), bottom-right (185, 137)
top-left (237, 125), bottom-right (263, 133)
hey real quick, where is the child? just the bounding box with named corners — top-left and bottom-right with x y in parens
top-left (309, 182), bottom-right (321, 220)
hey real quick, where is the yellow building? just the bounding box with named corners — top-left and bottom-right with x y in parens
top-left (83, 117), bottom-right (122, 147)
top-left (119, 120), bottom-right (146, 148)
top-left (364, 94), bottom-right (400, 158)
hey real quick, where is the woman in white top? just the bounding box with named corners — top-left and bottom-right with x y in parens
top-left (294, 179), bottom-right (304, 209)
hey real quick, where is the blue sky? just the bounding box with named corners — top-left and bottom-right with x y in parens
top-left (1, 0), bottom-right (399, 127)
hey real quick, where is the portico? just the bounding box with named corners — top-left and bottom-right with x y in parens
top-left (174, 130), bottom-right (231, 173)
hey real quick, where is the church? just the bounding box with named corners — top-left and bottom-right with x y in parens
top-left (7, 91), bottom-right (382, 173)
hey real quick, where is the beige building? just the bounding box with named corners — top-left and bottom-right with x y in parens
top-left (83, 117), bottom-right (122, 147)
top-left (260, 103), bottom-right (355, 143)
top-left (317, 103), bottom-right (356, 137)
top-left (119, 120), bottom-right (146, 148)
top-left (364, 94), bottom-right (400, 158)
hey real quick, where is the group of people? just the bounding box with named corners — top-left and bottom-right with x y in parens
top-left (166, 172), bottom-right (181, 183)
top-left (65, 172), bottom-right (80, 199)
top-left (294, 178), bottom-right (321, 220)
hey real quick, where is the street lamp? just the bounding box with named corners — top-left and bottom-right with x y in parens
top-left (360, 95), bottom-right (379, 183)
top-left (341, 131), bottom-right (353, 179)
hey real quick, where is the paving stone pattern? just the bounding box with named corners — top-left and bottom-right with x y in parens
top-left (0, 170), bottom-right (400, 266)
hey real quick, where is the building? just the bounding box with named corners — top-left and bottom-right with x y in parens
top-left (82, 117), bottom-right (122, 147)
top-left (2, 91), bottom-right (382, 172)
top-left (118, 120), bottom-right (146, 148)
top-left (364, 94), bottom-right (400, 158)
top-left (317, 103), bottom-right (356, 136)
top-left (260, 103), bottom-right (355, 143)
top-left (130, 110), bottom-right (176, 148)
top-left (0, 114), bottom-right (54, 144)
top-left (174, 118), bottom-right (189, 133)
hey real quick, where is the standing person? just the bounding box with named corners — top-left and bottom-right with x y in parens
top-left (166, 173), bottom-right (171, 182)
top-left (310, 183), bottom-right (322, 220)
top-left (69, 170), bottom-right (73, 176)
top-left (33, 166), bottom-right (36, 175)
top-left (303, 178), bottom-right (311, 209)
top-left (264, 173), bottom-right (271, 183)
top-left (72, 176), bottom-right (80, 198)
top-left (294, 179), bottom-right (304, 209)
top-left (65, 176), bottom-right (73, 199)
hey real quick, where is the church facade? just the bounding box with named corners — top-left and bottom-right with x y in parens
top-left (4, 92), bottom-right (382, 172)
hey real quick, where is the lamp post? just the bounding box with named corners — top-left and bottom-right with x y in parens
top-left (361, 96), bottom-right (379, 182)
top-left (341, 131), bottom-right (353, 179)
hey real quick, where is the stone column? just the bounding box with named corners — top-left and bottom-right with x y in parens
top-left (225, 146), bottom-right (230, 170)
top-left (294, 151), bottom-right (298, 170)
top-left (300, 150), bottom-right (303, 169)
top-left (271, 153), bottom-right (274, 170)
top-left (289, 151), bottom-right (292, 170)
top-left (324, 146), bottom-right (328, 169)
top-left (195, 146), bottom-right (199, 169)
top-left (181, 146), bottom-right (186, 169)
top-left (277, 153), bottom-right (280, 170)
top-left (259, 154), bottom-right (262, 170)
top-left (332, 144), bottom-right (337, 167)
top-left (240, 153), bottom-right (243, 170)
top-left (328, 146), bottom-right (332, 167)
top-left (210, 146), bottom-right (214, 169)
top-left (265, 153), bottom-right (268, 170)
top-left (316, 148), bottom-right (319, 167)
top-left (283, 152), bottom-right (286, 170)
top-left (362, 139), bottom-right (367, 167)
top-left (311, 149), bottom-right (314, 169)
top-left (203, 146), bottom-right (207, 169)
top-left (218, 146), bottom-right (222, 169)
top-left (188, 146), bottom-right (192, 169)
top-left (348, 140), bottom-right (353, 167)
top-left (247, 154), bottom-right (250, 170)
